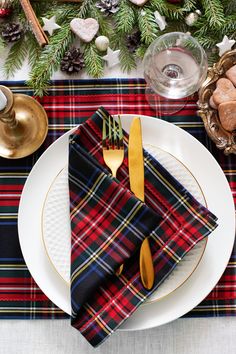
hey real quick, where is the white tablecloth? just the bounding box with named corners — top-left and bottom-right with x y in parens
top-left (0, 58), bottom-right (235, 354)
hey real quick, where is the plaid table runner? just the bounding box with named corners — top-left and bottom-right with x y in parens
top-left (0, 78), bottom-right (235, 319)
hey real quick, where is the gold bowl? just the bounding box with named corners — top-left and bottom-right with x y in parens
top-left (197, 49), bottom-right (236, 155)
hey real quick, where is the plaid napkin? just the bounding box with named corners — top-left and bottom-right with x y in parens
top-left (69, 107), bottom-right (218, 347)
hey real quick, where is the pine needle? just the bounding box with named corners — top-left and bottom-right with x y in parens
top-left (27, 32), bottom-right (42, 69)
top-left (3, 0), bottom-right (236, 95)
top-left (182, 0), bottom-right (197, 12)
top-left (201, 0), bottom-right (225, 28)
top-left (83, 42), bottom-right (104, 78)
top-left (27, 0), bottom-right (102, 96)
top-left (148, 0), bottom-right (168, 14)
top-left (135, 44), bottom-right (148, 59)
top-left (207, 51), bottom-right (220, 66)
top-left (27, 24), bottom-right (74, 96)
top-left (0, 37), bottom-right (5, 52)
top-left (90, 7), bottom-right (114, 37)
top-left (3, 37), bottom-right (28, 78)
top-left (222, 0), bottom-right (236, 15)
top-left (220, 15), bottom-right (236, 34)
top-left (119, 42), bottom-right (136, 72)
top-left (77, 0), bottom-right (95, 19)
top-left (138, 8), bottom-right (159, 45)
top-left (165, 4), bottom-right (185, 20)
top-left (195, 35), bottom-right (219, 49)
top-left (115, 0), bottom-right (136, 34)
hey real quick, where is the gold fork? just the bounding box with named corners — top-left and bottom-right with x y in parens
top-left (102, 114), bottom-right (124, 178)
top-left (102, 114), bottom-right (124, 275)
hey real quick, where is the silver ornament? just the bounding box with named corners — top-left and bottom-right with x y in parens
top-left (95, 35), bottom-right (110, 51)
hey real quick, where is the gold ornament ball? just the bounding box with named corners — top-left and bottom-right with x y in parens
top-left (95, 36), bottom-right (110, 51)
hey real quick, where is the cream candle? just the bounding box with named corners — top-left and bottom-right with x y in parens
top-left (0, 90), bottom-right (7, 111)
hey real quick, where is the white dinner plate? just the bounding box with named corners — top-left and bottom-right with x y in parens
top-left (18, 115), bottom-right (235, 331)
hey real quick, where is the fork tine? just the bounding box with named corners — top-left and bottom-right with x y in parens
top-left (112, 115), bottom-right (117, 148)
top-left (108, 115), bottom-right (112, 147)
top-left (103, 115), bottom-right (123, 150)
top-left (102, 116), bottom-right (107, 148)
top-left (118, 115), bottom-right (124, 148)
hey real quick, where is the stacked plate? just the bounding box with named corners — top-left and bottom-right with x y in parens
top-left (18, 115), bottom-right (235, 330)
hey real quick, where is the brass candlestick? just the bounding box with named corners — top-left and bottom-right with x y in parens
top-left (0, 86), bottom-right (48, 159)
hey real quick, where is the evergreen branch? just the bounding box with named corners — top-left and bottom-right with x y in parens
top-left (6, 0), bottom-right (236, 89)
top-left (195, 35), bottom-right (219, 49)
top-left (115, 0), bottom-right (136, 34)
top-left (201, 0), bottom-right (225, 28)
top-left (27, 31), bottom-right (42, 69)
top-left (165, 4), bottom-right (185, 20)
top-left (39, 3), bottom-right (79, 22)
top-left (11, 0), bottom-right (24, 16)
top-left (83, 42), bottom-right (104, 78)
top-left (77, 0), bottom-right (95, 19)
top-left (32, 1), bottom-right (54, 16)
top-left (138, 8), bottom-right (159, 45)
top-left (193, 18), bottom-right (211, 36)
top-left (219, 15), bottom-right (236, 34)
top-left (119, 41), bottom-right (136, 72)
top-left (27, 24), bottom-right (74, 96)
top-left (90, 7), bottom-right (114, 37)
top-left (164, 20), bottom-right (188, 34)
top-left (135, 44), bottom-right (148, 59)
top-left (3, 37), bottom-right (28, 78)
top-left (182, 0), bottom-right (198, 12)
top-left (27, 0), bottom-right (94, 96)
top-left (0, 37), bottom-right (5, 52)
top-left (222, 0), bottom-right (236, 15)
top-left (207, 51), bottom-right (220, 66)
top-left (148, 0), bottom-right (168, 14)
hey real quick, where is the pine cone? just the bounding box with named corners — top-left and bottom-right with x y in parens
top-left (1, 23), bottom-right (22, 42)
top-left (96, 0), bottom-right (119, 16)
top-left (60, 48), bottom-right (85, 74)
top-left (126, 31), bottom-right (141, 53)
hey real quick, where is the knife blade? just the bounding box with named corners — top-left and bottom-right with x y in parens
top-left (128, 117), bottom-right (154, 290)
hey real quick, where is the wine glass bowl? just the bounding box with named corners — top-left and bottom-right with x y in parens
top-left (143, 32), bottom-right (208, 115)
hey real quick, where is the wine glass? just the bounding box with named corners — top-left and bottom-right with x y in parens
top-left (143, 32), bottom-right (208, 116)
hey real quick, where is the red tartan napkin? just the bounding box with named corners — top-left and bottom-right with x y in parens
top-left (69, 107), bottom-right (218, 347)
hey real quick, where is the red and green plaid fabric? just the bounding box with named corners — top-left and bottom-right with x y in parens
top-left (69, 130), bottom-right (162, 309)
top-left (69, 107), bottom-right (218, 346)
top-left (0, 79), bottom-right (235, 322)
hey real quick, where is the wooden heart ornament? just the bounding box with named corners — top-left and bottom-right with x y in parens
top-left (70, 18), bottom-right (99, 43)
top-left (212, 78), bottom-right (236, 106)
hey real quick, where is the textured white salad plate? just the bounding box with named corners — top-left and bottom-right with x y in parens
top-left (18, 115), bottom-right (235, 331)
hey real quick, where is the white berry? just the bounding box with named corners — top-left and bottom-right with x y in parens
top-left (95, 36), bottom-right (109, 51)
top-left (185, 12), bottom-right (198, 26)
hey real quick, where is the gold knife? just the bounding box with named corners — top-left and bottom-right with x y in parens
top-left (128, 117), bottom-right (154, 290)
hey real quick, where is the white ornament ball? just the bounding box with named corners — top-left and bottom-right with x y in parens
top-left (185, 12), bottom-right (199, 26)
top-left (95, 36), bottom-right (110, 51)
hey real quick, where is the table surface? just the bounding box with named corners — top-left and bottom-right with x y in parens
top-left (0, 57), bottom-right (235, 354)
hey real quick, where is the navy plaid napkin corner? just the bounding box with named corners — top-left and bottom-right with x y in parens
top-left (68, 107), bottom-right (218, 347)
top-left (69, 141), bottom-right (162, 311)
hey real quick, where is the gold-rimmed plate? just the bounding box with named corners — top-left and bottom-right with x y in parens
top-left (18, 115), bottom-right (235, 331)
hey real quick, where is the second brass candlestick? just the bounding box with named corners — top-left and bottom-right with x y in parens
top-left (0, 86), bottom-right (48, 159)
